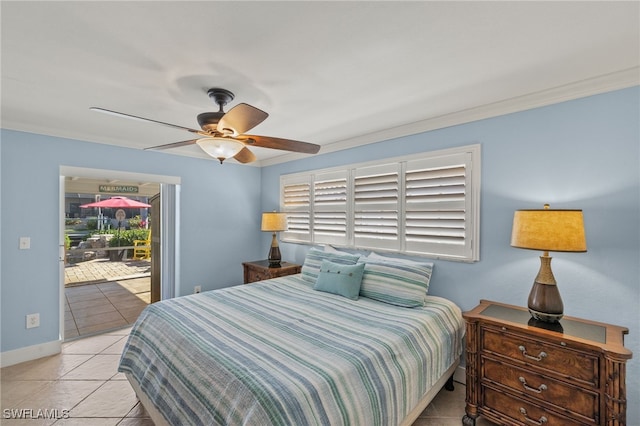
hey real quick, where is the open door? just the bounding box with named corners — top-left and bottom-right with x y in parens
top-left (60, 166), bottom-right (180, 340)
top-left (150, 193), bottom-right (161, 303)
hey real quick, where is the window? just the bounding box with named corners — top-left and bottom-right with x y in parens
top-left (280, 144), bottom-right (480, 262)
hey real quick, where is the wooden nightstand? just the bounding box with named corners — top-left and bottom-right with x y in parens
top-left (242, 260), bottom-right (301, 284)
top-left (463, 300), bottom-right (632, 426)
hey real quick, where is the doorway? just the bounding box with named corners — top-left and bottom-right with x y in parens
top-left (59, 166), bottom-right (180, 341)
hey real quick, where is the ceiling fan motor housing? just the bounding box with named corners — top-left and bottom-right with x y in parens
top-left (197, 112), bottom-right (225, 132)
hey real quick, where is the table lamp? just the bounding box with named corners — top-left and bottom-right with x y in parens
top-left (511, 204), bottom-right (587, 322)
top-left (261, 212), bottom-right (288, 267)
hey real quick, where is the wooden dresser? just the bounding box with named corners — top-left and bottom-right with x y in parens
top-left (242, 260), bottom-right (301, 284)
top-left (463, 300), bottom-right (632, 426)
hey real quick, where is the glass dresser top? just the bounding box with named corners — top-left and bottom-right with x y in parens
top-left (480, 304), bottom-right (606, 344)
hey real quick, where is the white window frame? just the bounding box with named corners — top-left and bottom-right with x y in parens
top-left (280, 144), bottom-right (481, 262)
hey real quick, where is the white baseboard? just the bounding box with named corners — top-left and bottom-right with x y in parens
top-left (453, 365), bottom-right (466, 385)
top-left (0, 340), bottom-right (62, 368)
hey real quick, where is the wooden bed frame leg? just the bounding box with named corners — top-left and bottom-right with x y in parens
top-left (444, 374), bottom-right (455, 391)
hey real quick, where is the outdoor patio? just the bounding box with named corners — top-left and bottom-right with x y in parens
top-left (64, 259), bottom-right (151, 339)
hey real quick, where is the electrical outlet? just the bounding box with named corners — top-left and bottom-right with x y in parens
top-left (26, 313), bottom-right (40, 329)
top-left (19, 237), bottom-right (31, 250)
top-left (194, 286), bottom-right (201, 294)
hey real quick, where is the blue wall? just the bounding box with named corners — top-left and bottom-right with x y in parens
top-left (1, 131), bottom-right (263, 353)
top-left (262, 87), bottom-right (640, 418)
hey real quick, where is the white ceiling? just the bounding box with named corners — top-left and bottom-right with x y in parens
top-left (2, 1), bottom-right (638, 166)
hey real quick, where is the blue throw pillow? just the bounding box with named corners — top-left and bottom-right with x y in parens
top-left (301, 247), bottom-right (361, 283)
top-left (313, 259), bottom-right (365, 300)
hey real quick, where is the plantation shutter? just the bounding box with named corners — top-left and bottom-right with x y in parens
top-left (312, 170), bottom-right (348, 245)
top-left (353, 163), bottom-right (400, 250)
top-left (404, 151), bottom-right (473, 259)
top-left (279, 144), bottom-right (480, 262)
top-left (281, 175), bottom-right (311, 243)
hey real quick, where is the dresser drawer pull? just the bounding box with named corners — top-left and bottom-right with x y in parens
top-left (519, 408), bottom-right (548, 425)
top-left (519, 376), bottom-right (548, 393)
top-left (518, 345), bottom-right (547, 361)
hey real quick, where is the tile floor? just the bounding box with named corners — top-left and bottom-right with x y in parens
top-left (1, 327), bottom-right (151, 425)
top-left (65, 278), bottom-right (150, 339)
top-left (1, 327), bottom-right (494, 425)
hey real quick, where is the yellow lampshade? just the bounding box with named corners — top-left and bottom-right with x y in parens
top-left (511, 204), bottom-right (587, 323)
top-left (261, 212), bottom-right (288, 232)
top-left (261, 212), bottom-right (288, 267)
top-left (511, 206), bottom-right (586, 253)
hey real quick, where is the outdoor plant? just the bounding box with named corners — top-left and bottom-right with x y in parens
top-left (128, 215), bottom-right (147, 229)
top-left (107, 229), bottom-right (150, 258)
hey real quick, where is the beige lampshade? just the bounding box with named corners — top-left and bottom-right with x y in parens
top-left (511, 206), bottom-right (587, 252)
top-left (261, 212), bottom-right (288, 232)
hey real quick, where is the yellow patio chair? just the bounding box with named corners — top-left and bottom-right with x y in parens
top-left (133, 229), bottom-right (151, 260)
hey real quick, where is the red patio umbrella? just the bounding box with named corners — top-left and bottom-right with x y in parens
top-left (81, 196), bottom-right (151, 233)
top-left (80, 196), bottom-right (151, 209)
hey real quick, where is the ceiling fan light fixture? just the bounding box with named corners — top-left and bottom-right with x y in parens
top-left (196, 137), bottom-right (244, 164)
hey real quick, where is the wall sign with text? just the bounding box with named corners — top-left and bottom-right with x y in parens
top-left (99, 185), bottom-right (139, 194)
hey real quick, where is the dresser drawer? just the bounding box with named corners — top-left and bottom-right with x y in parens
top-left (464, 301), bottom-right (631, 426)
top-left (483, 385), bottom-right (585, 426)
top-left (483, 356), bottom-right (598, 423)
top-left (482, 326), bottom-right (598, 387)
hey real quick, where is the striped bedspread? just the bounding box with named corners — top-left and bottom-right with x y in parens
top-left (118, 275), bottom-right (464, 426)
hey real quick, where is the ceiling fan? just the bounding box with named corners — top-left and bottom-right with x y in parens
top-left (90, 88), bottom-right (321, 164)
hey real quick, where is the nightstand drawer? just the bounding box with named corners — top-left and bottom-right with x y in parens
top-left (242, 260), bottom-right (302, 284)
top-left (483, 385), bottom-right (586, 426)
top-left (482, 325), bottom-right (598, 387)
top-left (247, 270), bottom-right (269, 283)
top-left (269, 267), bottom-right (301, 278)
top-left (483, 356), bottom-right (598, 422)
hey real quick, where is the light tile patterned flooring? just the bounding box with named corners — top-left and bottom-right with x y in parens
top-left (1, 327), bottom-right (151, 425)
top-left (65, 278), bottom-right (150, 339)
top-left (0, 325), bottom-right (495, 425)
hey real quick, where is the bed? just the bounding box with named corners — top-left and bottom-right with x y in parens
top-left (118, 251), bottom-right (465, 426)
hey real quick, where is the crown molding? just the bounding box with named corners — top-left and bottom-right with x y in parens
top-left (262, 67), bottom-right (639, 167)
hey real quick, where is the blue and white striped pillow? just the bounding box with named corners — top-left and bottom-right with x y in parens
top-left (300, 247), bottom-right (361, 283)
top-left (358, 258), bottom-right (433, 307)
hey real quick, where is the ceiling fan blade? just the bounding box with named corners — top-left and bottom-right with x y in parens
top-left (238, 135), bottom-right (321, 154)
top-left (144, 139), bottom-right (198, 150)
top-left (90, 107), bottom-right (201, 134)
top-left (233, 147), bottom-right (257, 164)
top-left (218, 103), bottom-right (268, 135)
